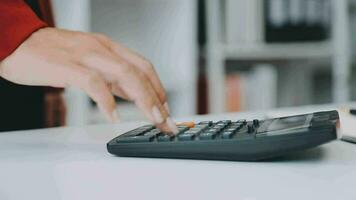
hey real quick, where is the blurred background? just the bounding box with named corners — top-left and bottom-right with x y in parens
top-left (51, 0), bottom-right (356, 126)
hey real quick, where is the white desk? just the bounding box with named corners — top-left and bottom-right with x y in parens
top-left (1, 105), bottom-right (356, 200)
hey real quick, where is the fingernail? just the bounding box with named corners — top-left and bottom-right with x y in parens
top-left (152, 106), bottom-right (164, 124)
top-left (166, 117), bottom-right (179, 134)
top-left (164, 102), bottom-right (170, 114)
top-left (112, 110), bottom-right (120, 123)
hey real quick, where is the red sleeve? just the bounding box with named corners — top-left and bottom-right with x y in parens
top-left (0, 0), bottom-right (47, 61)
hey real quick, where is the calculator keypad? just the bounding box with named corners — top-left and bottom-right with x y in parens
top-left (116, 119), bottom-right (264, 143)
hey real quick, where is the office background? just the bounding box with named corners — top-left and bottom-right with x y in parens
top-left (51, 0), bottom-right (356, 126)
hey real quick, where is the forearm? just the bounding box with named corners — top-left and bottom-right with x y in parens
top-left (0, 0), bottom-right (47, 60)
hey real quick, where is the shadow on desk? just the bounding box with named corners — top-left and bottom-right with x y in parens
top-left (264, 146), bottom-right (326, 163)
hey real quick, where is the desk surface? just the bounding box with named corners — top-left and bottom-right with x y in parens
top-left (1, 104), bottom-right (356, 200)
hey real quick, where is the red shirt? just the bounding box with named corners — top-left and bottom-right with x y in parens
top-left (0, 0), bottom-right (47, 60)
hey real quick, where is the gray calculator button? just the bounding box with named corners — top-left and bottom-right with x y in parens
top-left (178, 133), bottom-right (195, 141)
top-left (177, 125), bottom-right (189, 132)
top-left (199, 132), bottom-right (215, 140)
top-left (185, 129), bottom-right (201, 134)
top-left (118, 135), bottom-right (155, 143)
top-left (222, 131), bottom-right (234, 139)
top-left (144, 129), bottom-right (161, 136)
top-left (225, 128), bottom-right (237, 132)
top-left (158, 134), bottom-right (175, 142)
top-left (198, 121), bottom-right (213, 126)
top-left (219, 120), bottom-right (231, 125)
top-left (194, 124), bottom-right (209, 130)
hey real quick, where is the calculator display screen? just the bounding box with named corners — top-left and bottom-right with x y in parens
top-left (267, 115), bottom-right (310, 132)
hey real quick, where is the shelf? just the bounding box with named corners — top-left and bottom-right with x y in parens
top-left (223, 41), bottom-right (333, 60)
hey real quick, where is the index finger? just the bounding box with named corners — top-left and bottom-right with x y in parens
top-left (92, 34), bottom-right (170, 112)
top-left (82, 53), bottom-right (178, 134)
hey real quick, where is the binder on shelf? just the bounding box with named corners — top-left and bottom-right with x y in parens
top-left (225, 73), bottom-right (243, 112)
top-left (225, 0), bottom-right (331, 44)
top-left (225, 64), bottom-right (277, 112)
top-left (265, 0), bottom-right (331, 42)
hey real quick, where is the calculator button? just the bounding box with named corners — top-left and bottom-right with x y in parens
top-left (178, 133), bottom-right (195, 141)
top-left (216, 123), bottom-right (226, 126)
top-left (176, 122), bottom-right (195, 128)
top-left (233, 127), bottom-right (252, 139)
top-left (230, 123), bottom-right (242, 128)
top-left (157, 134), bottom-right (175, 142)
top-left (144, 132), bottom-right (158, 137)
top-left (207, 128), bottom-right (219, 133)
top-left (236, 120), bottom-right (247, 125)
top-left (214, 124), bottom-right (226, 130)
top-left (207, 128), bottom-right (222, 133)
top-left (222, 131), bottom-right (234, 139)
top-left (253, 119), bottom-right (260, 127)
top-left (247, 124), bottom-right (255, 133)
top-left (198, 121), bottom-right (213, 126)
top-left (229, 125), bottom-right (243, 130)
top-left (144, 129), bottom-right (161, 136)
top-left (118, 135), bottom-right (155, 143)
top-left (225, 128), bottom-right (237, 132)
top-left (194, 124), bottom-right (209, 130)
top-left (230, 123), bottom-right (243, 129)
top-left (177, 126), bottom-right (189, 133)
top-left (186, 129), bottom-right (202, 134)
top-left (199, 132), bottom-right (215, 140)
top-left (218, 120), bottom-right (231, 125)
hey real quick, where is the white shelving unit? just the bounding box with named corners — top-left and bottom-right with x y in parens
top-left (224, 42), bottom-right (332, 59)
top-left (206, 0), bottom-right (351, 113)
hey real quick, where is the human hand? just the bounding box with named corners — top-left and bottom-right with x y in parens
top-left (0, 27), bottom-right (178, 134)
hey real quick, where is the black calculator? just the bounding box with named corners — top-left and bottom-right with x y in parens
top-left (107, 110), bottom-right (339, 161)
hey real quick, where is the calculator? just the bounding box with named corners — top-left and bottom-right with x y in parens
top-left (107, 110), bottom-right (339, 161)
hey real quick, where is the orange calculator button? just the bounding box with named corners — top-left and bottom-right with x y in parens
top-left (176, 122), bottom-right (195, 128)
